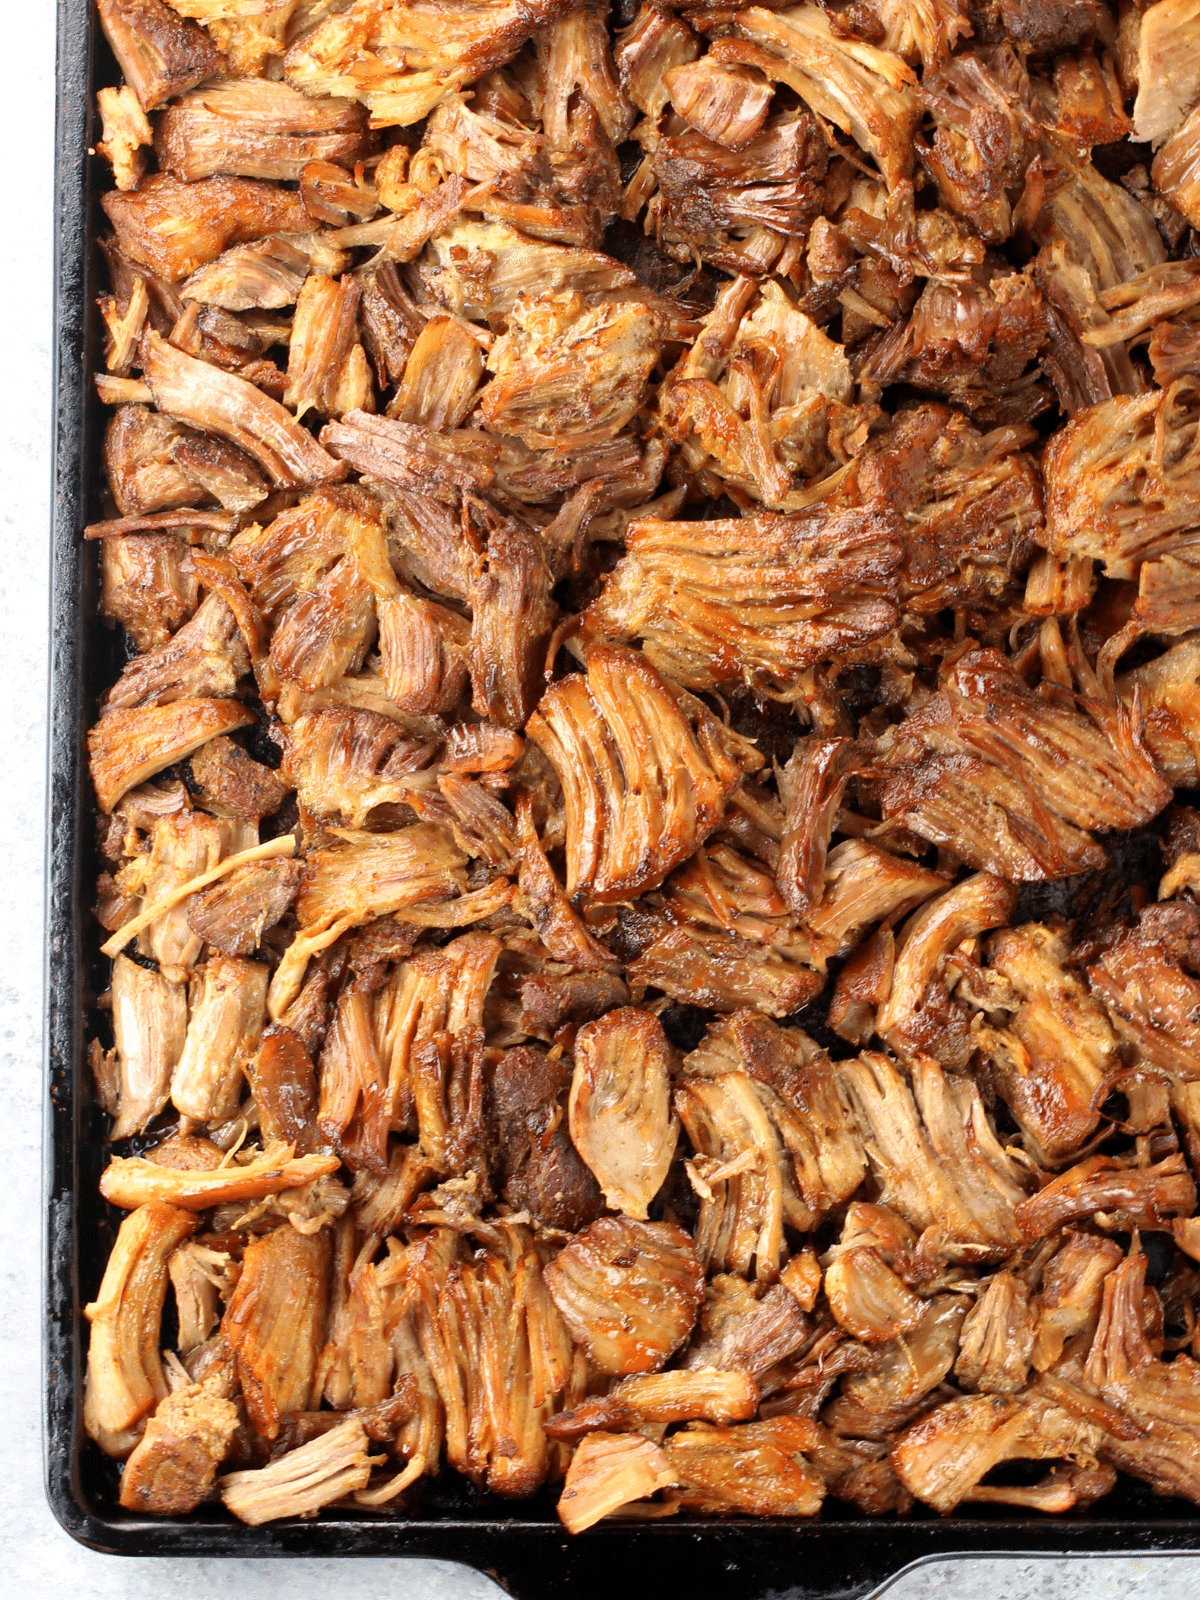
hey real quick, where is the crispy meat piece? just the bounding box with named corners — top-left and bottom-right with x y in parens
top-left (284, 0), bottom-right (576, 125)
top-left (98, 0), bottom-right (225, 112)
top-left (98, 85), bottom-right (153, 191)
top-left (676, 1070), bottom-right (796, 1282)
top-left (891, 1390), bottom-right (1106, 1514)
top-left (954, 1272), bottom-right (1035, 1394)
top-left (222, 1224), bottom-right (331, 1438)
top-left (513, 798), bottom-right (618, 970)
top-left (686, 1013), bottom-right (868, 1226)
top-left (730, 5), bottom-right (921, 190)
top-left (105, 592), bottom-right (250, 714)
top-left (1153, 106), bottom-right (1200, 230)
top-left (666, 57), bottom-right (773, 150)
top-left (251, 1026), bottom-right (321, 1154)
top-left (278, 708), bottom-right (431, 823)
top-left (1033, 162), bottom-right (1166, 291)
top-left (103, 406), bottom-right (198, 518)
top-left (541, 1), bottom-right (634, 147)
top-left (479, 291), bottom-right (661, 449)
top-left (103, 174), bottom-right (309, 283)
top-left (654, 111), bottom-right (828, 241)
top-left (616, 4), bottom-right (700, 120)
top-left (108, 952), bottom-right (189, 1140)
top-left (119, 811), bottom-right (252, 978)
top-left (1088, 902), bottom-right (1200, 1079)
top-left (358, 257), bottom-right (424, 388)
top-left (1031, 1231), bottom-right (1121, 1372)
top-left (509, 969), bottom-right (631, 1041)
top-left (1043, 386), bottom-right (1200, 577)
top-left (351, 1141), bottom-right (437, 1238)
top-left (1132, 0), bottom-right (1200, 146)
top-left (171, 435), bottom-right (271, 511)
top-left (835, 402), bottom-right (1044, 613)
top-left (667, 1416), bottom-right (825, 1517)
top-left (100, 1140), bottom-right (338, 1208)
top-left (188, 858), bottom-right (301, 956)
top-left (171, 956), bottom-right (267, 1123)
top-left (411, 1027), bottom-right (491, 1183)
top-left (547, 1367), bottom-right (758, 1442)
top-left (491, 1044), bottom-right (604, 1230)
top-left (867, 268), bottom-right (1049, 424)
top-left (1035, 244), bottom-right (1138, 419)
top-left (1064, 1245), bottom-right (1200, 1504)
top-left (159, 0), bottom-right (302, 76)
top-left (290, 822), bottom-right (473, 939)
top-left (420, 217), bottom-right (636, 324)
top-left (444, 723), bottom-right (522, 774)
top-left (318, 978), bottom-right (392, 1174)
top-left (806, 841), bottom-right (948, 959)
top-left (831, 1293), bottom-right (968, 1429)
top-left (190, 736), bottom-right (289, 823)
top-left (569, 1008), bottom-right (677, 1220)
top-left (982, 923), bottom-right (1117, 1163)
top-left (875, 874), bottom-right (1017, 1069)
top-left (526, 646), bottom-right (744, 902)
top-left (418, 1244), bottom-right (565, 1497)
top-left (321, 409), bottom-right (500, 499)
top-left (182, 237), bottom-right (312, 313)
top-left (142, 332), bottom-right (347, 489)
top-left (84, 1202), bottom-right (197, 1457)
top-left (468, 521), bottom-right (554, 729)
top-left (544, 1217), bottom-right (703, 1375)
top-left (285, 272), bottom-right (371, 421)
top-left (777, 737), bottom-right (861, 919)
top-left (917, 46), bottom-right (1038, 244)
top-left (648, 836), bottom-right (813, 967)
top-left (661, 276), bottom-right (858, 508)
top-left (270, 560), bottom-right (379, 696)
top-left (556, 1431), bottom-right (676, 1532)
top-left (368, 932), bottom-right (501, 1133)
top-left (581, 509), bottom-right (901, 694)
top-left (876, 648), bottom-right (1172, 880)
top-left (628, 921), bottom-right (822, 1018)
top-left (825, 1247), bottom-right (925, 1345)
top-left (1016, 1153), bottom-right (1197, 1241)
top-left (1053, 49), bottom-right (1133, 147)
top-left (168, 1239), bottom-right (228, 1354)
top-left (119, 1383), bottom-right (240, 1514)
top-left (101, 533), bottom-right (199, 655)
top-left (230, 484), bottom-right (388, 620)
top-left (316, 1241), bottom-right (396, 1411)
top-left (220, 1416), bottom-right (378, 1523)
top-left (389, 316), bottom-right (483, 432)
top-left (840, 1051), bottom-right (1027, 1260)
top-left (156, 77), bottom-right (371, 183)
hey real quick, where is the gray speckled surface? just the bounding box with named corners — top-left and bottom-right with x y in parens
top-left (6, 3), bottom-right (1200, 1594)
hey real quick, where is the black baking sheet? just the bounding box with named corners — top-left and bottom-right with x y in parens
top-left (41, 2), bottom-right (1200, 1591)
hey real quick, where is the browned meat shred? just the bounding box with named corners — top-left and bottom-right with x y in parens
top-left (79, 0), bottom-right (1200, 1531)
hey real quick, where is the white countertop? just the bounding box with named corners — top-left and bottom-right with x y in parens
top-left (4, 4), bottom-right (1199, 1594)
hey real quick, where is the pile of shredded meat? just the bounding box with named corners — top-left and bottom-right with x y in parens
top-left (83, 0), bottom-right (1200, 1530)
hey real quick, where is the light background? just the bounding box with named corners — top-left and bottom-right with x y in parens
top-left (3, 3), bottom-right (1199, 1594)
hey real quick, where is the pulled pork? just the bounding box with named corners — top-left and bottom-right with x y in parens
top-left (79, 0), bottom-right (1200, 1535)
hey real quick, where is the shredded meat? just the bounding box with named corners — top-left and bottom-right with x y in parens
top-left (545, 1217), bottom-right (704, 1375)
top-left (80, 0), bottom-right (1200, 1535)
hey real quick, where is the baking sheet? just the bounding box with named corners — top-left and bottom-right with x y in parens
top-left (40, 2), bottom-right (1200, 1590)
